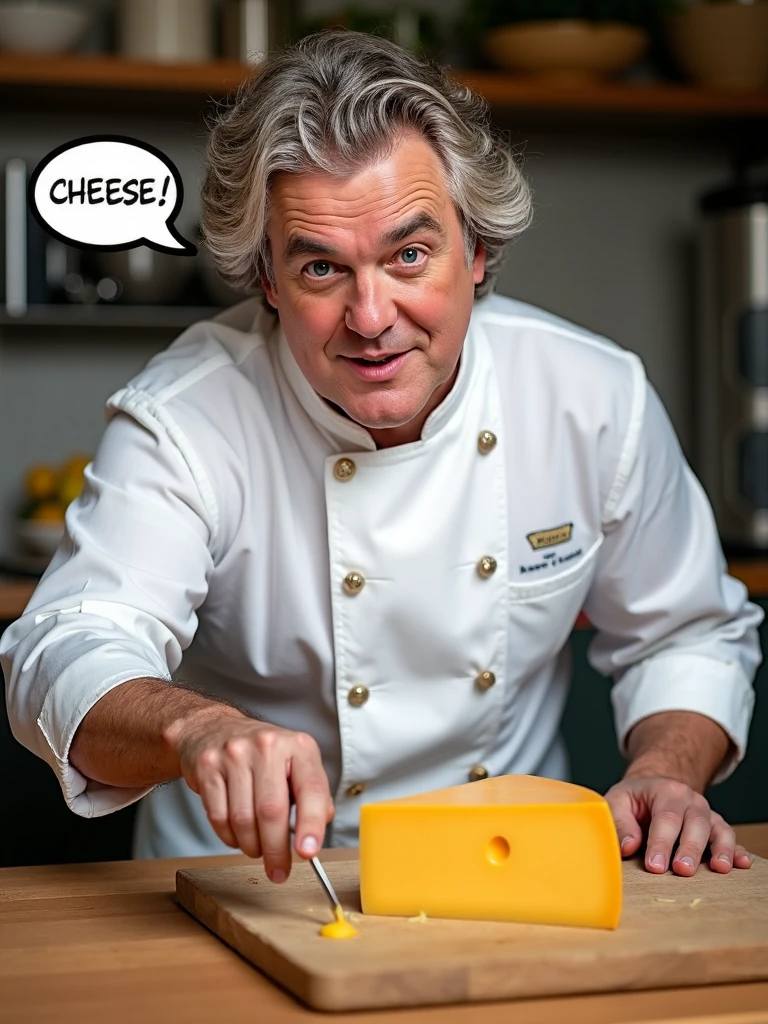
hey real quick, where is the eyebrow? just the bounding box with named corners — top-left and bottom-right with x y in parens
top-left (282, 212), bottom-right (446, 264)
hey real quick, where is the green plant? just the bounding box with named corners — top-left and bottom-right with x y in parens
top-left (298, 7), bottom-right (443, 60)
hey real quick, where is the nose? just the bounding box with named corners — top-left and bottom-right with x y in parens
top-left (344, 271), bottom-right (397, 339)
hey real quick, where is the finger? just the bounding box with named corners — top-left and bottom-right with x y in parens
top-left (252, 730), bottom-right (293, 882)
top-left (196, 761), bottom-right (238, 849)
top-left (222, 743), bottom-right (261, 859)
top-left (604, 791), bottom-right (643, 858)
top-left (733, 846), bottom-right (754, 870)
top-left (713, 838), bottom-right (753, 873)
top-left (644, 786), bottom-right (689, 873)
top-left (707, 814), bottom-right (737, 873)
top-left (670, 801), bottom-right (712, 876)
top-left (290, 732), bottom-right (334, 859)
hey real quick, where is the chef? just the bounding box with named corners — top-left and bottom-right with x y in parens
top-left (1, 29), bottom-right (761, 883)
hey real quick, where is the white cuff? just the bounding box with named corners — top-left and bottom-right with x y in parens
top-left (37, 661), bottom-right (168, 818)
top-left (611, 654), bottom-right (755, 785)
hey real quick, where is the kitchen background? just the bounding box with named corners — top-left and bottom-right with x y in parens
top-left (1, 0), bottom-right (767, 865)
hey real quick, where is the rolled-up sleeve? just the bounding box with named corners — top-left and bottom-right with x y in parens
top-left (0, 403), bottom-right (215, 817)
top-left (583, 379), bottom-right (763, 784)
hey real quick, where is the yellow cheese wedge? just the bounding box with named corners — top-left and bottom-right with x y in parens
top-left (359, 775), bottom-right (622, 929)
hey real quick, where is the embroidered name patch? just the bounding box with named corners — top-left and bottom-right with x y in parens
top-left (526, 523), bottom-right (573, 550)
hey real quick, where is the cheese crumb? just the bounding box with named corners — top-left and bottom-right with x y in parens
top-left (689, 898), bottom-right (702, 908)
top-left (653, 897), bottom-right (676, 903)
top-left (407, 911), bottom-right (428, 923)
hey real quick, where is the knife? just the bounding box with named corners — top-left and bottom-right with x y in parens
top-left (288, 802), bottom-right (347, 919)
top-left (308, 854), bottom-right (345, 916)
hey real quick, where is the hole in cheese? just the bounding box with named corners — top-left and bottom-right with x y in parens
top-left (487, 835), bottom-right (510, 865)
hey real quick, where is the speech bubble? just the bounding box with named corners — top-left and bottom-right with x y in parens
top-left (29, 135), bottom-right (196, 256)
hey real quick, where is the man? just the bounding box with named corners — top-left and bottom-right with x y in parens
top-left (1, 30), bottom-right (761, 884)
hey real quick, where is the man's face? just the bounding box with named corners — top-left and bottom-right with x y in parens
top-left (262, 132), bottom-right (486, 447)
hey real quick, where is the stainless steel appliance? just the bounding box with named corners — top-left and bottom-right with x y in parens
top-left (696, 181), bottom-right (768, 551)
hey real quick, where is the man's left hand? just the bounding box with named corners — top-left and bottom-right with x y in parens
top-left (604, 776), bottom-right (754, 875)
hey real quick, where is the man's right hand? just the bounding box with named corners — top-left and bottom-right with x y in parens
top-left (163, 706), bottom-right (334, 882)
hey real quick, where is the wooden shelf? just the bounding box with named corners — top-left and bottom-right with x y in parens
top-left (0, 53), bottom-right (248, 95)
top-left (0, 305), bottom-right (224, 330)
top-left (0, 53), bottom-right (767, 117)
top-left (452, 71), bottom-right (768, 117)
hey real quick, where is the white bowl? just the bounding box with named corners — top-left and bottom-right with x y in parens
top-left (0, 2), bottom-right (91, 54)
top-left (16, 518), bottom-right (65, 557)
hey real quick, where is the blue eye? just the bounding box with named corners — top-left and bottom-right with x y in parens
top-left (303, 247), bottom-right (423, 281)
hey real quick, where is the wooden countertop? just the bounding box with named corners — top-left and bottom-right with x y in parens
top-left (3, 559), bottom-right (768, 624)
top-left (2, 826), bottom-right (767, 1024)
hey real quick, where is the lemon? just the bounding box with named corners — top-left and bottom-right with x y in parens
top-left (31, 500), bottom-right (66, 522)
top-left (62, 454), bottom-right (91, 478)
top-left (24, 464), bottom-right (58, 502)
top-left (57, 473), bottom-right (85, 507)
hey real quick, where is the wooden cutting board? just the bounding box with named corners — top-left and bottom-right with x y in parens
top-left (176, 854), bottom-right (768, 1012)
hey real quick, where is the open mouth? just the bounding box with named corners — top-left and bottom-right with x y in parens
top-left (341, 349), bottom-right (413, 378)
top-left (349, 354), bottom-right (400, 366)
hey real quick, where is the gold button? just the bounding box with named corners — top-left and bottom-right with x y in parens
top-left (343, 571), bottom-right (365, 595)
top-left (469, 764), bottom-right (489, 783)
top-left (348, 684), bottom-right (370, 707)
top-left (478, 430), bottom-right (497, 455)
top-left (333, 457), bottom-right (356, 481)
top-left (346, 782), bottom-right (366, 797)
top-left (475, 670), bottom-right (496, 692)
top-left (477, 555), bottom-right (497, 579)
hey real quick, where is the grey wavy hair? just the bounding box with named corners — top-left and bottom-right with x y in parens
top-left (200, 29), bottom-right (532, 310)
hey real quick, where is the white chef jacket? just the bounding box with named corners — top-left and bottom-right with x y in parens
top-left (1, 292), bottom-right (762, 858)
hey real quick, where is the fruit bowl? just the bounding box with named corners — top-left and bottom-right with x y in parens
top-left (482, 20), bottom-right (649, 82)
top-left (16, 518), bottom-right (65, 557)
top-left (0, 2), bottom-right (91, 54)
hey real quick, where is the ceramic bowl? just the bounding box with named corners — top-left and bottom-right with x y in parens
top-left (482, 20), bottom-right (649, 82)
top-left (0, 2), bottom-right (91, 54)
top-left (16, 518), bottom-right (65, 557)
top-left (666, 3), bottom-right (768, 92)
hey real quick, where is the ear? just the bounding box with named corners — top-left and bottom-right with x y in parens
top-left (261, 272), bottom-right (278, 309)
top-left (472, 240), bottom-right (486, 286)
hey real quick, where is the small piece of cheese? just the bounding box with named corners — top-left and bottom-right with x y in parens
top-left (359, 775), bottom-right (622, 930)
top-left (319, 905), bottom-right (358, 940)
